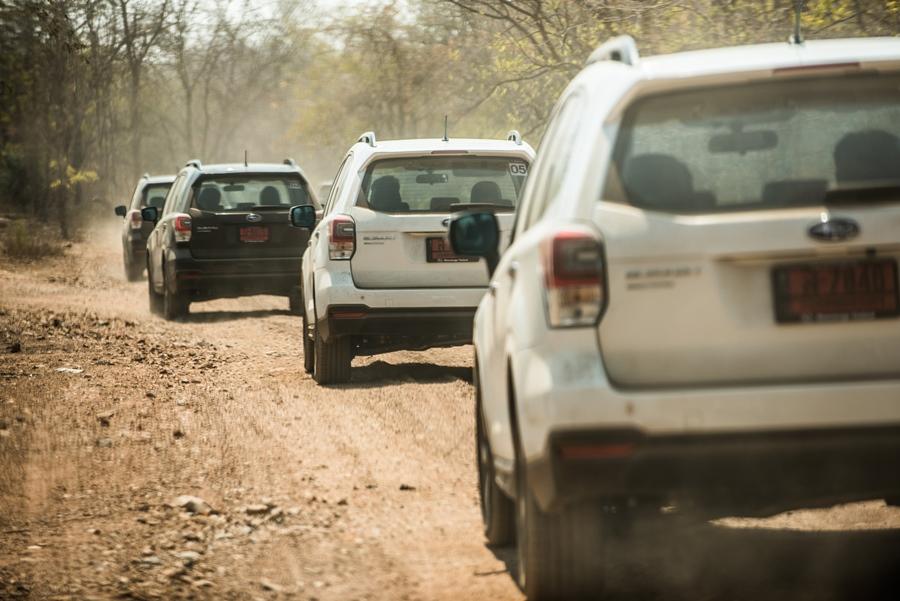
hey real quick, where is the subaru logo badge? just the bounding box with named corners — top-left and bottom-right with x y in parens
top-left (808, 214), bottom-right (859, 243)
top-left (246, 213), bottom-right (262, 223)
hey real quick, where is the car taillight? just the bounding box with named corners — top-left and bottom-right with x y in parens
top-left (329, 215), bottom-right (355, 260)
top-left (542, 230), bottom-right (606, 328)
top-left (173, 213), bottom-right (192, 243)
top-left (128, 209), bottom-right (143, 230)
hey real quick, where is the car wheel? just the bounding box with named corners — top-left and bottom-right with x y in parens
top-left (301, 307), bottom-right (314, 375)
top-left (288, 287), bottom-right (303, 315)
top-left (124, 252), bottom-right (143, 282)
top-left (312, 323), bottom-right (351, 384)
top-left (476, 365), bottom-right (515, 546)
top-left (514, 433), bottom-right (623, 599)
top-left (147, 267), bottom-right (164, 315)
top-left (162, 270), bottom-right (189, 321)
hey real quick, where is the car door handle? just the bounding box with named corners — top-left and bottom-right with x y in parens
top-left (489, 282), bottom-right (499, 296)
top-left (508, 261), bottom-right (519, 278)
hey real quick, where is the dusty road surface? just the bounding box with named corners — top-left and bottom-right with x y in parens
top-left (2, 229), bottom-right (900, 601)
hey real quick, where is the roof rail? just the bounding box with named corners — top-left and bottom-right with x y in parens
top-left (185, 159), bottom-right (202, 169)
top-left (586, 35), bottom-right (639, 67)
top-left (283, 158), bottom-right (297, 167)
top-left (357, 131), bottom-right (376, 147)
top-left (506, 130), bottom-right (522, 145)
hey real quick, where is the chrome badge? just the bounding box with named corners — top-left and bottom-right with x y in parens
top-left (246, 213), bottom-right (262, 223)
top-left (808, 215), bottom-right (859, 243)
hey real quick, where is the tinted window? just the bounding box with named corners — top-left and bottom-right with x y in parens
top-left (141, 183), bottom-right (172, 210)
top-left (360, 156), bottom-right (528, 213)
top-left (604, 73), bottom-right (900, 213)
top-left (190, 175), bottom-right (315, 212)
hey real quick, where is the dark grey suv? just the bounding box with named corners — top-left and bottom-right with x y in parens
top-left (142, 159), bottom-right (319, 320)
top-left (114, 174), bottom-right (175, 281)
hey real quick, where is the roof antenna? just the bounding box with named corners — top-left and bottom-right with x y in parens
top-left (789, 0), bottom-right (804, 44)
top-left (442, 115), bottom-right (449, 142)
top-left (244, 149), bottom-right (248, 167)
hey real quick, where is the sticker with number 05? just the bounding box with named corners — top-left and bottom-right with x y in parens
top-left (509, 163), bottom-right (528, 175)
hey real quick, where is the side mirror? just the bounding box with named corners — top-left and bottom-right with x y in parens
top-left (290, 204), bottom-right (316, 229)
top-left (114, 205), bottom-right (127, 217)
top-left (448, 211), bottom-right (500, 277)
top-left (141, 206), bottom-right (159, 223)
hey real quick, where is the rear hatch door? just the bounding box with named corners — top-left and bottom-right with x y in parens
top-left (187, 173), bottom-right (314, 260)
top-left (348, 154), bottom-right (529, 289)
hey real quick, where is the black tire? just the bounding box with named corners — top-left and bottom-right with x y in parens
top-left (476, 364), bottom-right (515, 546)
top-left (312, 323), bottom-right (351, 384)
top-left (124, 252), bottom-right (143, 282)
top-left (512, 395), bottom-right (632, 601)
top-left (147, 268), bottom-right (164, 315)
top-left (301, 308), bottom-right (314, 375)
top-left (162, 271), bottom-right (189, 320)
top-left (288, 287), bottom-right (302, 315)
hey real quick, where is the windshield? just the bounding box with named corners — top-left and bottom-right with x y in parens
top-left (190, 175), bottom-right (315, 212)
top-left (604, 73), bottom-right (900, 213)
top-left (360, 156), bottom-right (528, 213)
top-left (140, 183), bottom-right (172, 209)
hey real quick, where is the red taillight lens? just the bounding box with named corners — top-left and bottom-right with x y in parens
top-left (173, 213), bottom-right (192, 243)
top-left (543, 231), bottom-right (606, 328)
top-left (329, 216), bottom-right (355, 260)
top-left (128, 209), bottom-right (143, 230)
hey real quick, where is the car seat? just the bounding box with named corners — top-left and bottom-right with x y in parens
top-left (471, 181), bottom-right (503, 204)
top-left (196, 187), bottom-right (223, 212)
top-left (259, 185), bottom-right (282, 206)
top-left (834, 130), bottom-right (900, 183)
top-left (371, 176), bottom-right (409, 212)
top-left (623, 154), bottom-right (703, 211)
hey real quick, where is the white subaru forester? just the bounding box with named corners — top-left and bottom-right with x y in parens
top-left (292, 132), bottom-right (534, 384)
top-left (449, 35), bottom-right (900, 599)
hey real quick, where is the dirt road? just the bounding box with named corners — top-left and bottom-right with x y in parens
top-left (2, 231), bottom-right (900, 600)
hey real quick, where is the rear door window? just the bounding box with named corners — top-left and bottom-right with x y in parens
top-left (142, 183), bottom-right (172, 210)
top-left (604, 73), bottom-right (900, 213)
top-left (359, 156), bottom-right (528, 213)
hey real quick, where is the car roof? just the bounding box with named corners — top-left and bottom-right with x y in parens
top-left (351, 137), bottom-right (535, 157)
top-left (583, 37), bottom-right (900, 83)
top-left (142, 175), bottom-right (176, 185)
top-left (190, 163), bottom-right (303, 176)
top-left (634, 37), bottom-right (900, 79)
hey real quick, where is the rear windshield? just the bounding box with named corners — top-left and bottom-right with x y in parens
top-left (604, 73), bottom-right (900, 213)
top-left (140, 183), bottom-right (172, 210)
top-left (190, 175), bottom-right (315, 212)
top-left (359, 156), bottom-right (528, 213)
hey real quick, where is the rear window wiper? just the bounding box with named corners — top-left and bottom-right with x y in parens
top-left (825, 181), bottom-right (900, 203)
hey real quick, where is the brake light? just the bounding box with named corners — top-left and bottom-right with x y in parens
top-left (329, 215), bottom-right (355, 260)
top-left (173, 213), bottom-right (192, 243)
top-left (128, 209), bottom-right (143, 230)
top-left (542, 230), bottom-right (606, 328)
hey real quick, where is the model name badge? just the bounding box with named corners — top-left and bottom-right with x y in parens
top-left (626, 266), bottom-right (700, 290)
top-left (195, 225), bottom-right (218, 233)
top-left (362, 235), bottom-right (395, 245)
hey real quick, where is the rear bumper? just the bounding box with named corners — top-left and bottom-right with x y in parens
top-left (529, 425), bottom-right (900, 517)
top-left (319, 305), bottom-right (476, 345)
top-left (167, 249), bottom-right (300, 299)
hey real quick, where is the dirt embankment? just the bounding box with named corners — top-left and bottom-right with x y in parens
top-left (1, 231), bottom-right (900, 601)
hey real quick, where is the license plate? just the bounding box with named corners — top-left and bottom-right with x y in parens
top-left (426, 237), bottom-right (478, 263)
top-left (239, 226), bottom-right (268, 243)
top-left (772, 259), bottom-right (899, 323)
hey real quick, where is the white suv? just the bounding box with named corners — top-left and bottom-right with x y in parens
top-left (292, 132), bottom-right (535, 384)
top-left (449, 36), bottom-right (900, 599)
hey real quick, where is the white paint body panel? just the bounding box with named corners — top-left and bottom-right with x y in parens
top-left (474, 37), bottom-right (900, 470)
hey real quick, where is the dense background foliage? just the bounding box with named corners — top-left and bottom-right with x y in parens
top-left (1, 0), bottom-right (898, 237)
